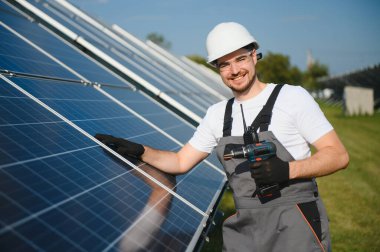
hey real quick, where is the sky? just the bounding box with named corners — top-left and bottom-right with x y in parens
top-left (69, 0), bottom-right (380, 76)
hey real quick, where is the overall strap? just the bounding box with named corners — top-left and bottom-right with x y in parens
top-left (223, 97), bottom-right (234, 137)
top-left (251, 84), bottom-right (284, 132)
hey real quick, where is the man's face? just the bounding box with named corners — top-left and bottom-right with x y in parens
top-left (216, 48), bottom-right (257, 94)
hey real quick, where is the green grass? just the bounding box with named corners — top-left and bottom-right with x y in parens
top-left (201, 103), bottom-right (380, 252)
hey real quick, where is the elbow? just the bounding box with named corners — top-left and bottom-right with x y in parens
top-left (340, 150), bottom-right (350, 170)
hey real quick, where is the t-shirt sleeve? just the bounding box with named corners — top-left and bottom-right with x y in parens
top-left (188, 105), bottom-right (219, 153)
top-left (293, 86), bottom-right (333, 144)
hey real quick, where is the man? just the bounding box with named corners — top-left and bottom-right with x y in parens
top-left (96, 22), bottom-right (349, 251)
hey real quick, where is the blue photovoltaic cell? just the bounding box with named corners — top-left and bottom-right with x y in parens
top-left (0, 1), bottom-right (227, 250)
top-left (0, 1), bottom-right (224, 170)
top-left (0, 2), bottom-right (229, 251)
top-left (24, 0), bottom-right (221, 117)
top-left (0, 2), bottom-right (131, 88)
top-left (103, 86), bottom-right (223, 169)
top-left (0, 78), bottom-right (206, 251)
top-left (0, 1), bottom-right (223, 168)
top-left (10, 77), bottom-right (224, 212)
top-left (3, 0), bottom-right (223, 170)
top-left (0, 76), bottom-right (213, 251)
top-left (103, 87), bottom-right (195, 145)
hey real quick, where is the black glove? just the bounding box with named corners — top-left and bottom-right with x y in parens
top-left (250, 156), bottom-right (289, 185)
top-left (95, 133), bottom-right (145, 159)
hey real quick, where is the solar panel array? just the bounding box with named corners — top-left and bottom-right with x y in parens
top-left (0, 1), bottom-right (227, 251)
top-left (25, 0), bottom-right (229, 124)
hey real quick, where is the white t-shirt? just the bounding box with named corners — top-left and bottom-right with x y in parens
top-left (189, 84), bottom-right (333, 160)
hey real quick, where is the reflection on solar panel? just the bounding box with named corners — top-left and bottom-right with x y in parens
top-left (0, 1), bottom-right (227, 251)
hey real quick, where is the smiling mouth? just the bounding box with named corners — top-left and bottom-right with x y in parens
top-left (230, 74), bottom-right (245, 81)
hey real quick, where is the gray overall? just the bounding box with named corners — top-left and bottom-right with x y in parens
top-left (215, 85), bottom-right (331, 252)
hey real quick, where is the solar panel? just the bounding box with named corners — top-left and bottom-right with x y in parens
top-left (141, 38), bottom-right (233, 98)
top-left (0, 1), bottom-right (226, 251)
top-left (0, 75), bottom-right (209, 250)
top-left (54, 0), bottom-right (227, 101)
top-left (16, 0), bottom-right (225, 123)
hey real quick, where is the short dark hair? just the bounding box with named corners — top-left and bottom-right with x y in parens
top-left (242, 42), bottom-right (257, 52)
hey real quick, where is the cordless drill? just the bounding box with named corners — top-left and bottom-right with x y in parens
top-left (223, 141), bottom-right (280, 197)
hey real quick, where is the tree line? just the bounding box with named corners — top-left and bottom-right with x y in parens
top-left (146, 32), bottom-right (328, 90)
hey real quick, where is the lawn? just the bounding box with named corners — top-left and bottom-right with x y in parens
top-left (201, 102), bottom-right (380, 252)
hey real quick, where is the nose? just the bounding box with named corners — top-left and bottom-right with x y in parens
top-left (229, 62), bottom-right (240, 74)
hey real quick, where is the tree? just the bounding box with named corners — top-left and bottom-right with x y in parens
top-left (146, 32), bottom-right (171, 50)
top-left (302, 61), bottom-right (329, 90)
top-left (256, 51), bottom-right (302, 85)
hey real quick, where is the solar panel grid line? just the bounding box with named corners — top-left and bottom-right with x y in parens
top-left (0, 216), bottom-right (43, 251)
top-left (0, 13), bottom-right (130, 90)
top-left (179, 56), bottom-right (233, 98)
top-left (17, 0), bottom-right (206, 124)
top-left (145, 40), bottom-right (193, 74)
top-left (2, 14), bottom-right (134, 91)
top-left (33, 19), bottom-right (138, 90)
top-left (0, 76), bottom-right (217, 249)
top-left (112, 25), bottom-right (227, 101)
top-left (43, 0), bottom-right (111, 51)
top-left (13, 0), bottom-right (77, 41)
top-left (0, 75), bottom-right (208, 218)
top-left (1, 1), bottom-right (226, 249)
top-left (181, 56), bottom-right (225, 86)
top-left (110, 24), bottom-right (154, 60)
top-left (143, 39), bottom-right (227, 100)
top-left (1, 168), bottom-right (147, 251)
top-left (97, 35), bottom-right (213, 104)
top-left (2, 2), bottom-right (224, 180)
top-left (73, 36), bottom-right (203, 124)
top-left (0, 20), bottom-right (88, 81)
top-left (52, 0), bottom-right (226, 102)
top-left (105, 47), bottom-right (209, 112)
top-left (1, 193), bottom-right (89, 252)
top-left (108, 47), bottom-right (184, 92)
top-left (0, 169), bottom-right (123, 247)
top-left (0, 144), bottom-right (96, 170)
top-left (40, 0), bottom-right (220, 109)
top-left (101, 191), bottom-right (174, 252)
top-left (48, 5), bottom-right (155, 67)
top-left (0, 93), bottom-right (208, 252)
top-left (115, 89), bottom-right (197, 134)
top-left (96, 86), bottom-right (225, 176)
top-left (8, 1), bottom-right (159, 96)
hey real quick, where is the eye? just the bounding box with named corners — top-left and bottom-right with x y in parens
top-left (218, 62), bottom-right (229, 69)
top-left (236, 56), bottom-right (247, 62)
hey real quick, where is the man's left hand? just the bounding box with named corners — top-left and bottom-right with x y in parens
top-left (250, 156), bottom-right (290, 185)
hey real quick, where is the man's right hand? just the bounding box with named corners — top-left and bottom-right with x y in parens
top-left (95, 133), bottom-right (145, 159)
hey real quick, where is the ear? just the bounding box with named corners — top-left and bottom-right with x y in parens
top-left (252, 50), bottom-right (258, 65)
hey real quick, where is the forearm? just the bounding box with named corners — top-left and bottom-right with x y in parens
top-left (141, 143), bottom-right (209, 175)
top-left (141, 146), bottom-right (184, 174)
top-left (289, 146), bottom-right (349, 179)
top-left (289, 131), bottom-right (349, 179)
top-left (94, 134), bottom-right (209, 175)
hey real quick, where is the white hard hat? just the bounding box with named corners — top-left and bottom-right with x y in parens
top-left (206, 22), bottom-right (259, 64)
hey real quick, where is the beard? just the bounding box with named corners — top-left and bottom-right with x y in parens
top-left (226, 71), bottom-right (256, 94)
